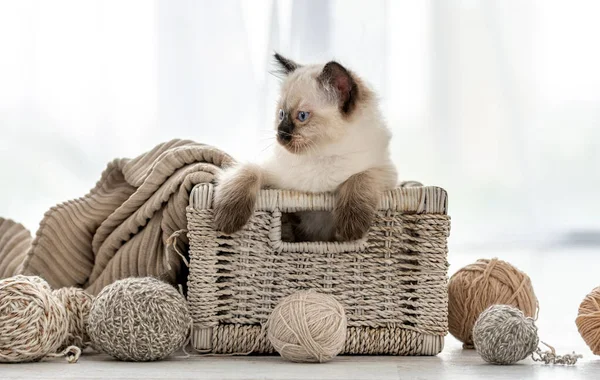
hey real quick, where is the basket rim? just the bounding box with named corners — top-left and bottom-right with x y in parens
top-left (189, 183), bottom-right (448, 214)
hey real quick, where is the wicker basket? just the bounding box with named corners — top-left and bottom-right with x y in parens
top-left (186, 183), bottom-right (450, 355)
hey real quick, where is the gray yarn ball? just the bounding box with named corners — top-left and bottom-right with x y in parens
top-left (88, 277), bottom-right (192, 361)
top-left (473, 304), bottom-right (539, 365)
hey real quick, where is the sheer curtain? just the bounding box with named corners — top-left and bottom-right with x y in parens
top-left (0, 0), bottom-right (598, 247)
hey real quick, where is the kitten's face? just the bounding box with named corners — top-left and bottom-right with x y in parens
top-left (273, 54), bottom-right (368, 155)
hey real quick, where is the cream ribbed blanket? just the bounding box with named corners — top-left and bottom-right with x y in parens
top-left (0, 140), bottom-right (233, 295)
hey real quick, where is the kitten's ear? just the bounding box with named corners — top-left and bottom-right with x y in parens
top-left (273, 52), bottom-right (301, 75)
top-left (318, 61), bottom-right (358, 114)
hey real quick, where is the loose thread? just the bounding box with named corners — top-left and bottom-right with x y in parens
top-left (174, 284), bottom-right (193, 359)
top-left (534, 300), bottom-right (540, 322)
top-left (177, 332), bottom-right (193, 359)
top-left (46, 345), bottom-right (82, 364)
top-left (165, 229), bottom-right (190, 271)
top-left (163, 229), bottom-right (208, 361)
top-left (531, 341), bottom-right (582, 365)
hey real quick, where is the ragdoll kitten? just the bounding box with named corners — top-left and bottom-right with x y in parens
top-left (213, 53), bottom-right (397, 241)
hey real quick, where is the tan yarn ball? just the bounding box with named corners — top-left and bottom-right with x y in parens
top-left (0, 275), bottom-right (68, 363)
top-left (52, 287), bottom-right (94, 350)
top-left (448, 258), bottom-right (538, 347)
top-left (267, 290), bottom-right (347, 363)
top-left (576, 286), bottom-right (600, 354)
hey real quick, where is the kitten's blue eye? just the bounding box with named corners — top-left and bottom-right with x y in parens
top-left (278, 109), bottom-right (284, 121)
top-left (297, 111), bottom-right (310, 122)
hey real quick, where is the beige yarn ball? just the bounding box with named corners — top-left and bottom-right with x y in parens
top-left (52, 287), bottom-right (94, 350)
top-left (448, 258), bottom-right (538, 347)
top-left (0, 275), bottom-right (68, 363)
top-left (267, 290), bottom-right (347, 363)
top-left (87, 277), bottom-right (192, 361)
top-left (576, 286), bottom-right (600, 354)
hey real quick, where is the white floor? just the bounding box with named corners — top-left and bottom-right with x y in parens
top-left (3, 247), bottom-right (599, 380)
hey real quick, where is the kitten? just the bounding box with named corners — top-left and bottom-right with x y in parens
top-left (213, 53), bottom-right (397, 241)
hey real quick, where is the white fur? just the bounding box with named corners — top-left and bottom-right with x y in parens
top-left (262, 100), bottom-right (396, 192)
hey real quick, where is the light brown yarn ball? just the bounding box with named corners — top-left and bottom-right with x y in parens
top-left (267, 290), bottom-right (347, 363)
top-left (0, 275), bottom-right (68, 363)
top-left (52, 287), bottom-right (94, 350)
top-left (576, 286), bottom-right (600, 354)
top-left (448, 258), bottom-right (537, 347)
top-left (87, 277), bottom-right (192, 361)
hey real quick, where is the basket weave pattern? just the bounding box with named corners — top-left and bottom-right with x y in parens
top-left (186, 183), bottom-right (450, 355)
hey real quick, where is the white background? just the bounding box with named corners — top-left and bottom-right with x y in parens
top-left (0, 0), bottom-right (599, 249)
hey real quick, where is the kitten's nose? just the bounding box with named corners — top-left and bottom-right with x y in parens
top-left (277, 120), bottom-right (294, 142)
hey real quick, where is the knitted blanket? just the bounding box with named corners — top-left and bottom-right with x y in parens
top-left (0, 140), bottom-right (233, 295)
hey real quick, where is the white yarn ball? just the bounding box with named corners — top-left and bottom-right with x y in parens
top-left (267, 290), bottom-right (347, 363)
top-left (0, 276), bottom-right (68, 363)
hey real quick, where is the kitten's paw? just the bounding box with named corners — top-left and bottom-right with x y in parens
top-left (213, 195), bottom-right (254, 234)
top-left (333, 170), bottom-right (379, 241)
top-left (213, 163), bottom-right (262, 234)
top-left (333, 203), bottom-right (374, 241)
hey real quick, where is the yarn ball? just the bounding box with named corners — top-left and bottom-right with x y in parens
top-left (87, 277), bottom-right (192, 361)
top-left (576, 286), bottom-right (600, 354)
top-left (52, 287), bottom-right (94, 350)
top-left (267, 290), bottom-right (347, 363)
top-left (473, 304), bottom-right (539, 365)
top-left (448, 258), bottom-right (537, 347)
top-left (0, 275), bottom-right (68, 363)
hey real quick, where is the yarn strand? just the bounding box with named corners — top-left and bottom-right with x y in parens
top-left (165, 229), bottom-right (189, 271)
top-left (532, 341), bottom-right (582, 366)
top-left (46, 345), bottom-right (82, 364)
